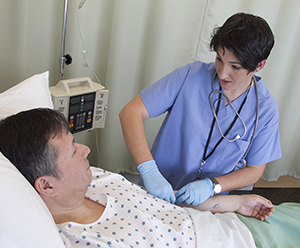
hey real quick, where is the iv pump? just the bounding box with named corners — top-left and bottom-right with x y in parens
top-left (49, 77), bottom-right (109, 134)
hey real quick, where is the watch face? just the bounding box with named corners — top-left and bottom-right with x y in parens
top-left (214, 184), bottom-right (222, 194)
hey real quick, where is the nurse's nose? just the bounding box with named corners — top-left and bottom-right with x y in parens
top-left (218, 65), bottom-right (229, 79)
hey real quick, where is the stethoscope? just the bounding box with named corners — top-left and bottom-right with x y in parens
top-left (197, 72), bottom-right (259, 179)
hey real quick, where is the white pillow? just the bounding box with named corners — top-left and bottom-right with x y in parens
top-left (0, 71), bottom-right (53, 120)
top-left (0, 72), bottom-right (65, 248)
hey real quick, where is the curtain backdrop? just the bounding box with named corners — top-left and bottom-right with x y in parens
top-left (1, 0), bottom-right (300, 181)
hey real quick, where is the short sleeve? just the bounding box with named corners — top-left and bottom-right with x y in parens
top-left (140, 63), bottom-right (195, 117)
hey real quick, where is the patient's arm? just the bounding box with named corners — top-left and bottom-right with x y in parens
top-left (180, 194), bottom-right (274, 221)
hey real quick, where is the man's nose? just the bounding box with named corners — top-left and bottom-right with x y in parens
top-left (78, 143), bottom-right (91, 158)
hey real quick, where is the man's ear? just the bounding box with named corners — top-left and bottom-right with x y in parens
top-left (255, 59), bottom-right (267, 73)
top-left (34, 176), bottom-right (58, 197)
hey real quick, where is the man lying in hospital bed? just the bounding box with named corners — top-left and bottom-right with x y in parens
top-left (0, 108), bottom-right (280, 248)
top-left (0, 72), bottom-right (299, 248)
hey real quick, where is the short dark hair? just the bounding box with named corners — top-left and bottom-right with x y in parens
top-left (0, 108), bottom-right (69, 187)
top-left (209, 12), bottom-right (275, 71)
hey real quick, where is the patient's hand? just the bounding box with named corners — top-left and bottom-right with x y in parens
top-left (174, 190), bottom-right (273, 221)
top-left (236, 194), bottom-right (274, 221)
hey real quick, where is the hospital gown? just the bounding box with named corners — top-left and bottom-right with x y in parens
top-left (58, 167), bottom-right (256, 248)
top-left (58, 167), bottom-right (195, 247)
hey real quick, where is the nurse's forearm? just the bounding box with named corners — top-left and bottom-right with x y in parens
top-left (215, 163), bottom-right (266, 192)
top-left (119, 94), bottom-right (153, 165)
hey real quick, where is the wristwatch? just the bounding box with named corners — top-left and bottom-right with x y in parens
top-left (210, 178), bottom-right (222, 195)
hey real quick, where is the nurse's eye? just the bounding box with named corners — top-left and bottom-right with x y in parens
top-left (232, 65), bottom-right (242, 70)
top-left (216, 56), bottom-right (222, 62)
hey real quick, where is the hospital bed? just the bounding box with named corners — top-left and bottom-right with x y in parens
top-left (0, 72), bottom-right (299, 247)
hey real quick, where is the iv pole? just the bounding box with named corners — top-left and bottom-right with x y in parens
top-left (59, 0), bottom-right (72, 80)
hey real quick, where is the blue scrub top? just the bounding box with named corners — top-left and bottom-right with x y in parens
top-left (141, 61), bottom-right (281, 190)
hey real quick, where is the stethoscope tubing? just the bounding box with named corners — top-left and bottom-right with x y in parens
top-left (209, 88), bottom-right (247, 142)
top-left (209, 72), bottom-right (259, 168)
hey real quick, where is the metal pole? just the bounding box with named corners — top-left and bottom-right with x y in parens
top-left (59, 0), bottom-right (69, 80)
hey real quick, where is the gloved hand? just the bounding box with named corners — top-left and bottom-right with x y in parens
top-left (138, 160), bottom-right (176, 204)
top-left (175, 178), bottom-right (214, 206)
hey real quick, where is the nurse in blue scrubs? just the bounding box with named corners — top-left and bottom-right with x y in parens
top-left (119, 13), bottom-right (281, 206)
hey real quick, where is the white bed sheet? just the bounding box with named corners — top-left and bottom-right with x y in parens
top-left (186, 207), bottom-right (256, 248)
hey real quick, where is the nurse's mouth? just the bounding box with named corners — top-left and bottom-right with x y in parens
top-left (221, 79), bottom-right (231, 85)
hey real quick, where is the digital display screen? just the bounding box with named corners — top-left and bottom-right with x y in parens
top-left (70, 105), bottom-right (80, 115)
top-left (70, 96), bottom-right (81, 104)
top-left (84, 102), bottom-right (94, 111)
top-left (84, 94), bottom-right (94, 101)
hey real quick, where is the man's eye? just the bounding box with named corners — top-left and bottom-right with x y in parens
top-left (72, 138), bottom-right (76, 155)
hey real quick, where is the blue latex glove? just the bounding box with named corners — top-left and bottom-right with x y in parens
top-left (175, 178), bottom-right (214, 206)
top-left (138, 160), bottom-right (176, 204)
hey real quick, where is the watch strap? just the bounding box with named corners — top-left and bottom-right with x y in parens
top-left (210, 177), bottom-right (222, 195)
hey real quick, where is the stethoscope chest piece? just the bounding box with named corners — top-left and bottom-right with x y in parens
top-left (236, 158), bottom-right (247, 169)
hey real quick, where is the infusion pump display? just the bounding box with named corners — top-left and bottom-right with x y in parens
top-left (49, 77), bottom-right (109, 134)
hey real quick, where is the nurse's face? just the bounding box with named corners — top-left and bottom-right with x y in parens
top-left (215, 46), bottom-right (254, 98)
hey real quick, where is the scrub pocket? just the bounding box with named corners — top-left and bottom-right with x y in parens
top-left (216, 138), bottom-right (250, 173)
